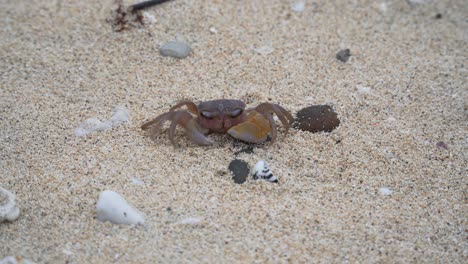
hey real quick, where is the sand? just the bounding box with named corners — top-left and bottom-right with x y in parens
top-left (0, 0), bottom-right (466, 263)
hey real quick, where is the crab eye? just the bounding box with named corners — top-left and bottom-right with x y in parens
top-left (230, 109), bottom-right (243, 118)
top-left (200, 111), bottom-right (216, 119)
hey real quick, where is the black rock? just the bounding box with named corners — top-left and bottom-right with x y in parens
top-left (336, 49), bottom-right (351, 62)
top-left (293, 105), bottom-right (340, 133)
top-left (228, 159), bottom-right (250, 184)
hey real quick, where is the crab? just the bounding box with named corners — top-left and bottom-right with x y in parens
top-left (141, 99), bottom-right (294, 147)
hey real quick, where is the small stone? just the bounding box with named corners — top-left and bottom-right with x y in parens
top-left (96, 190), bottom-right (144, 225)
top-left (177, 217), bottom-right (202, 225)
top-left (292, 2), bottom-right (305, 12)
top-left (293, 105), bottom-right (340, 133)
top-left (228, 159), bottom-right (249, 184)
top-left (209, 27), bottom-right (218, 34)
top-left (143, 12), bottom-right (157, 24)
top-left (336, 49), bottom-right (351, 62)
top-left (131, 178), bottom-right (144, 185)
top-left (435, 13), bottom-right (442, 19)
top-left (357, 85), bottom-right (371, 94)
top-left (160, 41), bottom-right (191, 59)
top-left (436, 141), bottom-right (448, 150)
top-left (0, 187), bottom-right (20, 222)
top-left (0, 256), bottom-right (35, 264)
top-left (407, 0), bottom-right (431, 4)
top-left (254, 46), bottom-right (274, 55)
top-left (378, 188), bottom-right (393, 196)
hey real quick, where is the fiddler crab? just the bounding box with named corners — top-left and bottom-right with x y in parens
top-left (141, 99), bottom-right (294, 147)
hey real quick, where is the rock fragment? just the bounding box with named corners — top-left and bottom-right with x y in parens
top-left (96, 190), bottom-right (145, 225)
top-left (293, 105), bottom-right (340, 133)
top-left (160, 41), bottom-right (191, 59)
top-left (228, 159), bottom-right (250, 184)
top-left (336, 49), bottom-right (351, 62)
top-left (0, 187), bottom-right (20, 222)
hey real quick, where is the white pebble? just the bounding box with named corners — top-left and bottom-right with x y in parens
top-left (0, 256), bottom-right (35, 264)
top-left (131, 178), bottom-right (144, 185)
top-left (209, 27), bottom-right (218, 34)
top-left (177, 217), bottom-right (202, 225)
top-left (407, 0), bottom-right (431, 4)
top-left (254, 46), bottom-right (274, 55)
top-left (74, 106), bottom-right (129, 137)
top-left (96, 191), bottom-right (144, 225)
top-left (109, 106), bottom-right (129, 125)
top-left (378, 187), bottom-right (393, 196)
top-left (292, 2), bottom-right (305, 12)
top-left (160, 41), bottom-right (191, 59)
top-left (252, 160), bottom-right (278, 183)
top-left (0, 187), bottom-right (20, 222)
top-left (143, 12), bottom-right (157, 24)
top-left (74, 118), bottom-right (112, 137)
top-left (377, 2), bottom-right (388, 12)
top-left (357, 85), bottom-right (371, 94)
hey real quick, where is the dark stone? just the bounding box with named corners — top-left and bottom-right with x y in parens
top-left (336, 49), bottom-right (351, 62)
top-left (228, 159), bottom-right (250, 184)
top-left (435, 13), bottom-right (442, 19)
top-left (436, 141), bottom-right (448, 150)
top-left (293, 105), bottom-right (340, 133)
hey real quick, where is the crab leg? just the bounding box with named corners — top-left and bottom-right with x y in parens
top-left (142, 110), bottom-right (212, 147)
top-left (255, 103), bottom-right (293, 138)
top-left (169, 101), bottom-right (199, 115)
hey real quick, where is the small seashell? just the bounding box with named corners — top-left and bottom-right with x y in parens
top-left (160, 41), bottom-right (191, 59)
top-left (293, 105), bottom-right (340, 133)
top-left (96, 190), bottom-right (145, 225)
top-left (228, 159), bottom-right (249, 184)
top-left (0, 187), bottom-right (20, 222)
top-left (252, 160), bottom-right (278, 183)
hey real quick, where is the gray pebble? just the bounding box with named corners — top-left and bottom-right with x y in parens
top-left (228, 159), bottom-right (249, 184)
top-left (336, 49), bottom-right (351, 62)
top-left (160, 41), bottom-right (191, 59)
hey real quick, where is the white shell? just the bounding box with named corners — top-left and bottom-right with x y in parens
top-left (252, 160), bottom-right (278, 183)
top-left (96, 190), bottom-right (145, 225)
top-left (0, 187), bottom-right (20, 222)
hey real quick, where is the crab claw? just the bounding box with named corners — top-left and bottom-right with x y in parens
top-left (227, 111), bottom-right (271, 143)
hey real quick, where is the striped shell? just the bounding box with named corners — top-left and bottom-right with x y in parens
top-left (252, 160), bottom-right (278, 183)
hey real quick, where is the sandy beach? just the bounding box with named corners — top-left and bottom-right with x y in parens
top-left (0, 0), bottom-right (466, 263)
